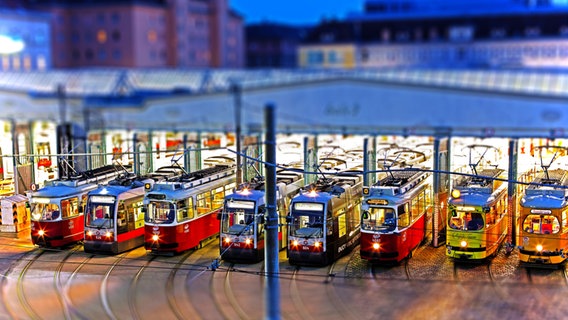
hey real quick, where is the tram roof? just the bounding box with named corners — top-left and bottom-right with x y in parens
top-left (0, 68), bottom-right (567, 100)
top-left (31, 183), bottom-right (97, 199)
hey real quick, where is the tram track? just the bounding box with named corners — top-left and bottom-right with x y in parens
top-left (165, 250), bottom-right (195, 320)
top-left (127, 255), bottom-right (156, 320)
top-left (53, 245), bottom-right (84, 320)
top-left (100, 253), bottom-right (128, 320)
top-left (10, 248), bottom-right (43, 320)
top-left (289, 266), bottom-right (315, 320)
top-left (324, 259), bottom-right (357, 320)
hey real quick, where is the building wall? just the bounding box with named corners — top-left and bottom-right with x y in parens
top-left (0, 11), bottom-right (51, 71)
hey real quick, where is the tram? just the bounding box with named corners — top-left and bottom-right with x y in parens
top-left (29, 164), bottom-right (125, 247)
top-left (287, 172), bottom-right (363, 266)
top-left (518, 146), bottom-right (568, 266)
top-left (360, 168), bottom-right (433, 263)
top-left (144, 164), bottom-right (237, 255)
top-left (446, 145), bottom-right (508, 261)
top-left (83, 168), bottom-right (181, 254)
top-left (219, 169), bottom-right (304, 262)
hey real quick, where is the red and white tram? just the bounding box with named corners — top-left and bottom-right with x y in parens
top-left (144, 164), bottom-right (237, 255)
top-left (360, 168), bottom-right (433, 263)
top-left (30, 164), bottom-right (125, 247)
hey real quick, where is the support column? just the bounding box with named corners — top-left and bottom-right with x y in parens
top-left (508, 138), bottom-right (519, 246)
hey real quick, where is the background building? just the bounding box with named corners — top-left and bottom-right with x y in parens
top-left (0, 0), bottom-right (244, 69)
top-left (299, 0), bottom-right (568, 69)
top-left (245, 22), bottom-right (309, 68)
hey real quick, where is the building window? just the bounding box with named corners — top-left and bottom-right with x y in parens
top-left (148, 30), bottom-right (157, 43)
top-left (37, 55), bottom-right (46, 70)
top-left (111, 13), bottom-right (120, 24)
top-left (12, 56), bottom-right (20, 70)
top-left (2, 56), bottom-right (9, 70)
top-left (72, 50), bottom-right (80, 60)
top-left (97, 13), bottom-right (105, 24)
top-left (112, 49), bottom-right (122, 60)
top-left (307, 51), bottom-right (324, 64)
top-left (98, 49), bottom-right (107, 61)
top-left (97, 30), bottom-right (107, 43)
top-left (112, 30), bottom-right (121, 42)
top-left (72, 32), bottom-right (80, 44)
top-left (85, 49), bottom-right (94, 60)
top-left (23, 55), bottom-right (31, 71)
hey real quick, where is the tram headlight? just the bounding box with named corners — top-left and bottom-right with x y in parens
top-left (451, 189), bottom-right (461, 199)
top-left (372, 242), bottom-right (380, 250)
top-left (224, 237), bottom-right (231, 244)
top-left (38, 230), bottom-right (45, 237)
top-left (292, 240), bottom-right (299, 247)
top-left (86, 230), bottom-right (93, 237)
top-left (314, 241), bottom-right (321, 248)
top-left (245, 238), bottom-right (252, 245)
top-left (536, 244), bottom-right (543, 252)
top-left (152, 234), bottom-right (159, 242)
top-left (460, 240), bottom-right (468, 248)
top-left (105, 231), bottom-right (113, 238)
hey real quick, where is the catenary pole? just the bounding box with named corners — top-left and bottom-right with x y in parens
top-left (264, 103), bottom-right (280, 319)
top-left (232, 83), bottom-right (243, 185)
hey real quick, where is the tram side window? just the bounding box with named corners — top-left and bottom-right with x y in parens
top-left (177, 199), bottom-right (192, 222)
top-left (132, 201), bottom-right (145, 229)
top-left (61, 199), bottom-right (71, 219)
top-left (212, 187), bottom-right (225, 210)
top-left (196, 192), bottom-right (211, 215)
top-left (61, 197), bottom-right (80, 218)
top-left (398, 204), bottom-right (410, 228)
top-left (80, 194), bottom-right (88, 214)
top-left (563, 210), bottom-right (568, 231)
top-left (225, 183), bottom-right (236, 196)
top-left (338, 210), bottom-right (347, 237)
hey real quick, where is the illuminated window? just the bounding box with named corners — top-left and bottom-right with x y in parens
top-left (12, 56), bottom-right (20, 70)
top-left (2, 56), bottom-right (9, 70)
top-left (23, 55), bottom-right (31, 71)
top-left (38, 55), bottom-right (46, 70)
top-left (148, 30), bottom-right (157, 42)
top-left (97, 30), bottom-right (107, 43)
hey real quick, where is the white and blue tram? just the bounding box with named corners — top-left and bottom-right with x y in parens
top-left (287, 172), bottom-right (363, 266)
top-left (219, 170), bottom-right (304, 262)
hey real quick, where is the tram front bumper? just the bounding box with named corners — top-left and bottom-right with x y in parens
top-left (519, 248), bottom-right (565, 265)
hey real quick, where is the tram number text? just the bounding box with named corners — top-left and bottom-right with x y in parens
top-left (302, 246), bottom-right (310, 251)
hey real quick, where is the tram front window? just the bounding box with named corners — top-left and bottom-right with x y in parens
top-left (85, 201), bottom-right (114, 228)
top-left (145, 201), bottom-right (175, 224)
top-left (449, 209), bottom-right (484, 231)
top-left (221, 199), bottom-right (255, 235)
top-left (31, 202), bottom-right (60, 221)
top-left (523, 214), bottom-right (560, 234)
top-left (290, 202), bottom-right (324, 238)
top-left (362, 207), bottom-right (396, 232)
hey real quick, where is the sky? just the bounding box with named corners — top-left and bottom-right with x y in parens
top-left (230, 0), bottom-right (366, 25)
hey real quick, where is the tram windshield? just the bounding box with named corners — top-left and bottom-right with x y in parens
top-left (145, 201), bottom-right (175, 224)
top-left (31, 202), bottom-right (60, 221)
top-left (449, 209), bottom-right (484, 231)
top-left (85, 196), bottom-right (115, 228)
top-left (221, 200), bottom-right (255, 235)
top-left (362, 207), bottom-right (396, 232)
top-left (522, 214), bottom-right (560, 234)
top-left (290, 202), bottom-right (324, 238)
